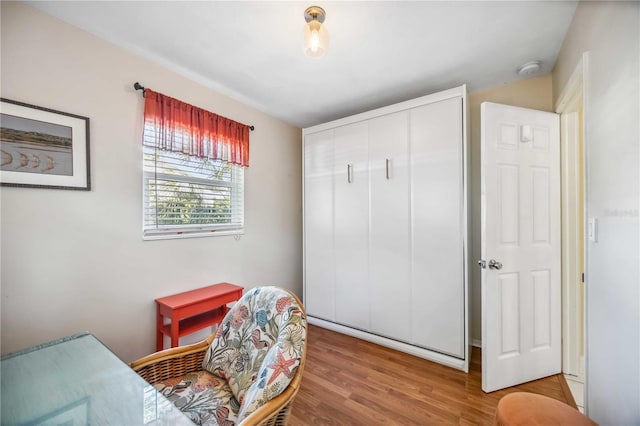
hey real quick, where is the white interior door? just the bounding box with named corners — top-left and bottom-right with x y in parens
top-left (481, 102), bottom-right (561, 392)
top-left (303, 129), bottom-right (335, 321)
top-left (411, 97), bottom-right (465, 358)
top-left (369, 111), bottom-right (410, 341)
top-left (334, 122), bottom-right (370, 331)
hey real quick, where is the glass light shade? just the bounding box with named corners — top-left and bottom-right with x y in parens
top-left (304, 20), bottom-right (329, 58)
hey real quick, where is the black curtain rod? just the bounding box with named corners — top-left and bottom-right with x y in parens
top-left (133, 82), bottom-right (255, 131)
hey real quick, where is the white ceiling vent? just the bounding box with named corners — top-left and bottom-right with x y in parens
top-left (517, 61), bottom-right (542, 76)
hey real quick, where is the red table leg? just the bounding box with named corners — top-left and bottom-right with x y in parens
top-left (156, 306), bottom-right (164, 351)
top-left (170, 318), bottom-right (179, 348)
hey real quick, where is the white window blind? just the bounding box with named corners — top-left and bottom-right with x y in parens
top-left (142, 133), bottom-right (244, 240)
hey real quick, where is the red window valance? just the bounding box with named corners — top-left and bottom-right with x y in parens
top-left (143, 89), bottom-right (250, 167)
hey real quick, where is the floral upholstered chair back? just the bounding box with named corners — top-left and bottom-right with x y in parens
top-left (202, 286), bottom-right (307, 422)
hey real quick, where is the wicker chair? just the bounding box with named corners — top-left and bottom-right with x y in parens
top-left (131, 287), bottom-right (307, 426)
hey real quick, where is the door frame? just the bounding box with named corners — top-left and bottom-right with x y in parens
top-left (555, 54), bottom-right (589, 385)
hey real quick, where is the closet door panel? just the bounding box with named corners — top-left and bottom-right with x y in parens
top-left (304, 130), bottom-right (335, 321)
top-left (334, 122), bottom-right (370, 331)
top-left (369, 112), bottom-right (411, 341)
top-left (410, 97), bottom-right (464, 357)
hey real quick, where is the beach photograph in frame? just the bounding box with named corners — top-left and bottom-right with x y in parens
top-left (0, 98), bottom-right (90, 190)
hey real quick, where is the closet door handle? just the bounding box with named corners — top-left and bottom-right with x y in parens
top-left (347, 164), bottom-right (353, 183)
top-left (385, 159), bottom-right (390, 180)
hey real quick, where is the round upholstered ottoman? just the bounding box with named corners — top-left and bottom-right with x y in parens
top-left (495, 392), bottom-right (597, 426)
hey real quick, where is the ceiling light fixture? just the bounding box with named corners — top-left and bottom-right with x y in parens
top-left (304, 6), bottom-right (329, 58)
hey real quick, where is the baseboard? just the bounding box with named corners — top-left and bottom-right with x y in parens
top-left (308, 316), bottom-right (469, 372)
top-left (471, 339), bottom-right (482, 348)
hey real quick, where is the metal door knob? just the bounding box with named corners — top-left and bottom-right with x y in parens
top-left (488, 259), bottom-right (503, 270)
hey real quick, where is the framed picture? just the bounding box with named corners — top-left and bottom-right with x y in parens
top-left (0, 98), bottom-right (90, 190)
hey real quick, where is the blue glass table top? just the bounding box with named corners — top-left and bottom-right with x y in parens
top-left (1, 332), bottom-right (193, 425)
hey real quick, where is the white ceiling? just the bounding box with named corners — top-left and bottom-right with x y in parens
top-left (28, 1), bottom-right (577, 128)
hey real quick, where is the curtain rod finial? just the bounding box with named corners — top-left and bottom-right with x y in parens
top-left (134, 82), bottom-right (146, 97)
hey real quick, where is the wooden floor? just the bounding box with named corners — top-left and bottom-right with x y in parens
top-left (290, 325), bottom-right (575, 425)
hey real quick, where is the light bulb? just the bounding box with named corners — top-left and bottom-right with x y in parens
top-left (303, 15), bottom-right (329, 58)
top-left (310, 28), bottom-right (320, 53)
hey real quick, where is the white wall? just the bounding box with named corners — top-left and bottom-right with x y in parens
top-left (468, 75), bottom-right (553, 344)
top-left (553, 2), bottom-right (639, 423)
top-left (0, 2), bottom-right (302, 362)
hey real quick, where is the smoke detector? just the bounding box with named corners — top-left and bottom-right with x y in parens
top-left (517, 61), bottom-right (542, 76)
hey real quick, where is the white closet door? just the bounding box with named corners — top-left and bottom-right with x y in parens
top-left (369, 112), bottom-right (411, 341)
top-left (410, 97), bottom-right (464, 358)
top-left (304, 129), bottom-right (335, 321)
top-left (334, 122), bottom-right (370, 331)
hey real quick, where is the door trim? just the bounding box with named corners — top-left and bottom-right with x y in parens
top-left (556, 56), bottom-right (587, 381)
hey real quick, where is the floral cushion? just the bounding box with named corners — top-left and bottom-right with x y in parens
top-left (154, 370), bottom-right (239, 426)
top-left (202, 286), bottom-right (307, 422)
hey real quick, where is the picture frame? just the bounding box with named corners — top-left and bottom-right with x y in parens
top-left (0, 98), bottom-right (90, 190)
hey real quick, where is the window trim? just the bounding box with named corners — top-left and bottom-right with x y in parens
top-left (142, 227), bottom-right (244, 241)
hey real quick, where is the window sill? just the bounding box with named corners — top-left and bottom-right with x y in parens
top-left (143, 228), bottom-right (244, 241)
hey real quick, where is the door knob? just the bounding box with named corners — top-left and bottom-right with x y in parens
top-left (488, 259), bottom-right (503, 270)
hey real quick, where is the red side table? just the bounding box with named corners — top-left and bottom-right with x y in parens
top-left (155, 282), bottom-right (244, 351)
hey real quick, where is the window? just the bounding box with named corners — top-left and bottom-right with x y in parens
top-left (140, 89), bottom-right (249, 240)
top-left (142, 144), bottom-right (244, 239)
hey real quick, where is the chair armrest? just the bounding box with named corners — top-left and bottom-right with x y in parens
top-left (238, 291), bottom-right (308, 426)
top-left (238, 354), bottom-right (306, 426)
top-left (130, 333), bottom-right (215, 384)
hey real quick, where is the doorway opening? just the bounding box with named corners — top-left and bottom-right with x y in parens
top-left (556, 55), bottom-right (587, 412)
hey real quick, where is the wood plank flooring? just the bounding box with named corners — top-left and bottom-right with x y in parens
top-left (290, 325), bottom-right (575, 425)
